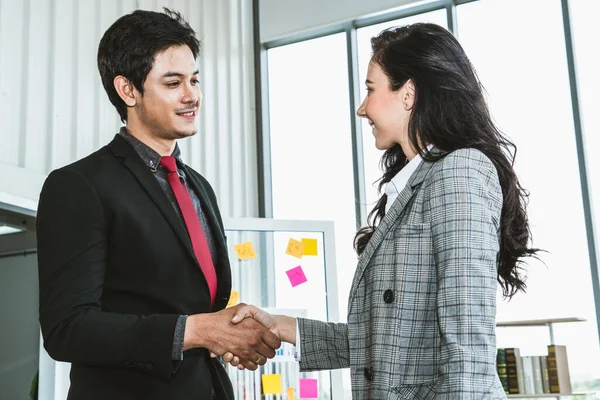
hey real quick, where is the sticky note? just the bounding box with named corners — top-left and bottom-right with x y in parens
top-left (226, 290), bottom-right (239, 308)
top-left (234, 242), bottom-right (257, 260)
top-left (286, 266), bottom-right (307, 287)
top-left (301, 238), bottom-right (318, 256)
top-left (262, 374), bottom-right (283, 394)
top-left (299, 378), bottom-right (318, 398)
top-left (288, 387), bottom-right (295, 400)
top-left (286, 238), bottom-right (305, 258)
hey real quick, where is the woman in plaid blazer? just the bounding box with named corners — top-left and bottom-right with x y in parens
top-left (225, 23), bottom-right (537, 399)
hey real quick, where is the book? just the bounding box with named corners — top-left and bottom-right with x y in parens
top-left (521, 356), bottom-right (535, 394)
top-left (547, 345), bottom-right (572, 393)
top-left (531, 355), bottom-right (544, 394)
top-left (540, 355), bottom-right (550, 393)
top-left (496, 348), bottom-right (509, 393)
top-left (516, 353), bottom-right (525, 394)
top-left (505, 348), bottom-right (523, 394)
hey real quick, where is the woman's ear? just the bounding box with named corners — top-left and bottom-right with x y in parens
top-left (403, 79), bottom-right (415, 111)
top-left (113, 76), bottom-right (137, 107)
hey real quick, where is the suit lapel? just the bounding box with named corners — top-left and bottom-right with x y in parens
top-left (348, 158), bottom-right (436, 310)
top-left (108, 135), bottom-right (198, 265)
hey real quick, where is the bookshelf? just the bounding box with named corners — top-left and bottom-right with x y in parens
top-left (496, 317), bottom-right (586, 345)
top-left (496, 317), bottom-right (597, 399)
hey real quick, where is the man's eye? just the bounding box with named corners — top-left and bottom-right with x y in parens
top-left (166, 82), bottom-right (179, 88)
top-left (191, 79), bottom-right (200, 85)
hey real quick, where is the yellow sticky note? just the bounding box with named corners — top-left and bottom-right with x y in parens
top-left (262, 374), bottom-right (283, 394)
top-left (226, 290), bottom-right (239, 308)
top-left (286, 238), bottom-right (305, 258)
top-left (301, 238), bottom-right (318, 256)
top-left (287, 387), bottom-right (295, 400)
top-left (234, 242), bottom-right (257, 260)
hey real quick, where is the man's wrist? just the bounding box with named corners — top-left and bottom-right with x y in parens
top-left (183, 313), bottom-right (211, 351)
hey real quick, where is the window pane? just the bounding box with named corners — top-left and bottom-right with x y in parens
top-left (268, 34), bottom-right (355, 398)
top-left (458, 0), bottom-right (600, 389)
top-left (571, 2), bottom-right (600, 374)
top-left (357, 10), bottom-right (448, 211)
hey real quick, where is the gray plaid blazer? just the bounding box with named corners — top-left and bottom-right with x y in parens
top-left (298, 148), bottom-right (507, 399)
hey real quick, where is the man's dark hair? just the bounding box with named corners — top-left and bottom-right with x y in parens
top-left (97, 8), bottom-right (200, 122)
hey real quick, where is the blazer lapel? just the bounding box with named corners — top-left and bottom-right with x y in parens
top-left (108, 135), bottom-right (197, 265)
top-left (348, 158), bottom-right (436, 310)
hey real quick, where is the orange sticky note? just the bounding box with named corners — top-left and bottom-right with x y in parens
top-left (301, 238), bottom-right (318, 256)
top-left (262, 374), bottom-right (283, 394)
top-left (234, 242), bottom-right (257, 260)
top-left (226, 290), bottom-right (239, 308)
top-left (287, 387), bottom-right (295, 400)
top-left (286, 238), bottom-right (305, 258)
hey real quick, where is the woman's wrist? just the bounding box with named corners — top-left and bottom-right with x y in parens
top-left (274, 315), bottom-right (297, 344)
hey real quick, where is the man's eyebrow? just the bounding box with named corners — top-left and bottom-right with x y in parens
top-left (161, 70), bottom-right (200, 78)
top-left (365, 79), bottom-right (373, 84)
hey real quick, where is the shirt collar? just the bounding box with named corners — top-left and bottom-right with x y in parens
top-left (118, 127), bottom-right (182, 170)
top-left (385, 153), bottom-right (423, 197)
top-left (384, 144), bottom-right (434, 197)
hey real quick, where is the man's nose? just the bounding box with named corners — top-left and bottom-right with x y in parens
top-left (182, 83), bottom-right (199, 104)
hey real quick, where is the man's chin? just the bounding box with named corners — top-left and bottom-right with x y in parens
top-left (174, 129), bottom-right (198, 139)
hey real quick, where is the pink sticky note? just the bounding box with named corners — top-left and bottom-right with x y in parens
top-left (299, 378), bottom-right (318, 398)
top-left (285, 266), bottom-right (307, 287)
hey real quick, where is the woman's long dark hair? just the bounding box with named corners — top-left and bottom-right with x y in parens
top-left (353, 23), bottom-right (538, 299)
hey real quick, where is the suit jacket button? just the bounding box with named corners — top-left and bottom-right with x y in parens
top-left (364, 367), bottom-right (373, 381)
top-left (383, 289), bottom-right (395, 304)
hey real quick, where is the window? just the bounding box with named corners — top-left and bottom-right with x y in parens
top-left (571, 0), bottom-right (600, 342)
top-left (261, 0), bottom-right (600, 394)
top-left (268, 34), bottom-right (356, 398)
top-left (267, 33), bottom-right (356, 322)
top-left (457, 0), bottom-right (600, 388)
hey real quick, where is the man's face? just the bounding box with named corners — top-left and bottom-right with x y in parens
top-left (133, 45), bottom-right (201, 140)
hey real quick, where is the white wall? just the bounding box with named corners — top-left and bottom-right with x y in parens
top-left (0, 0), bottom-right (258, 218)
top-left (259, 0), bottom-right (421, 42)
top-left (0, 1), bottom-right (258, 398)
top-left (0, 253), bottom-right (39, 400)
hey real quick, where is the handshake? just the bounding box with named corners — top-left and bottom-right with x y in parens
top-left (184, 304), bottom-right (296, 370)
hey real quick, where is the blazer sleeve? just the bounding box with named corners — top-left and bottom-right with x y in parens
top-left (426, 149), bottom-right (502, 397)
top-left (297, 318), bottom-right (350, 371)
top-left (37, 167), bottom-right (180, 379)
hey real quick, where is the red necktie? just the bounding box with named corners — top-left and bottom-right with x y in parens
top-left (160, 156), bottom-right (217, 307)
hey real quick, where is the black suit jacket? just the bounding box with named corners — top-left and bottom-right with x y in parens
top-left (36, 134), bottom-right (234, 400)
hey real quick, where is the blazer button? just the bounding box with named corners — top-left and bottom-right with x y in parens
top-left (383, 289), bottom-right (395, 304)
top-left (364, 367), bottom-right (373, 381)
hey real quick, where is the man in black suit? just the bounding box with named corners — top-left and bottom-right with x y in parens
top-left (36, 8), bottom-right (280, 400)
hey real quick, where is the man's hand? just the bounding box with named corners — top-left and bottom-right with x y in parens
top-left (184, 303), bottom-right (281, 370)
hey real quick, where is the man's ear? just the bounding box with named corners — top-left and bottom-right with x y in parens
top-left (114, 76), bottom-right (137, 107)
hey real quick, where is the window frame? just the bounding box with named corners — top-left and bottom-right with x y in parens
top-left (251, 0), bottom-right (600, 343)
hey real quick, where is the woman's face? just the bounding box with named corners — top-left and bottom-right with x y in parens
top-left (357, 61), bottom-right (415, 154)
